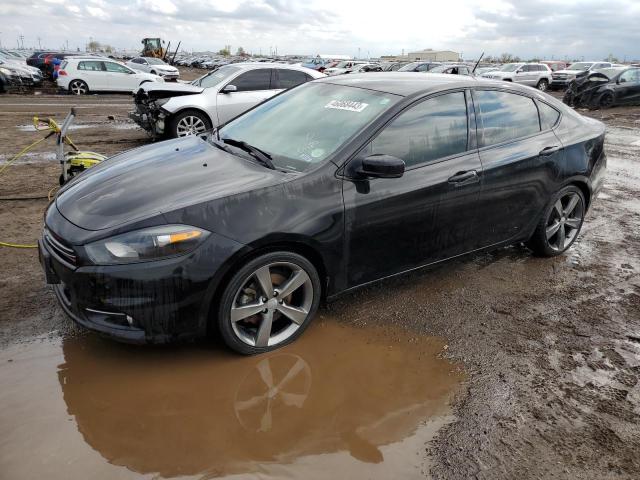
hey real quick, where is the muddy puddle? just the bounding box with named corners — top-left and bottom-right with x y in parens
top-left (0, 321), bottom-right (463, 479)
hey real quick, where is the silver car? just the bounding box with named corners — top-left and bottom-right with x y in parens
top-left (130, 63), bottom-right (325, 139)
top-left (481, 63), bottom-right (553, 91)
top-left (126, 57), bottom-right (180, 81)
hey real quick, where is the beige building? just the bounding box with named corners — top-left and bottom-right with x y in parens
top-left (382, 49), bottom-right (460, 62)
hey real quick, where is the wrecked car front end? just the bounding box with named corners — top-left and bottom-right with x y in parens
top-left (562, 72), bottom-right (613, 110)
top-left (130, 84), bottom-right (203, 139)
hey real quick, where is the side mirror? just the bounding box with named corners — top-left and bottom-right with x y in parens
top-left (222, 84), bottom-right (237, 93)
top-left (359, 154), bottom-right (405, 178)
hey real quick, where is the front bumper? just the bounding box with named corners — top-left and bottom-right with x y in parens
top-left (39, 221), bottom-right (246, 344)
top-left (550, 78), bottom-right (572, 88)
top-left (129, 99), bottom-right (167, 139)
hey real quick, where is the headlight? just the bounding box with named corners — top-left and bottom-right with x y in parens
top-left (0, 67), bottom-right (12, 75)
top-left (85, 225), bottom-right (210, 265)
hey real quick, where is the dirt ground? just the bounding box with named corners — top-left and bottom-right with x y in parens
top-left (0, 83), bottom-right (639, 479)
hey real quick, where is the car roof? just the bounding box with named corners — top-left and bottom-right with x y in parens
top-left (314, 72), bottom-right (554, 98)
top-left (223, 62), bottom-right (325, 76)
top-left (315, 72), bottom-right (478, 96)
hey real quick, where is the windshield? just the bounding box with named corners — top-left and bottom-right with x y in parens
top-left (567, 62), bottom-right (593, 71)
top-left (499, 63), bottom-right (521, 72)
top-left (192, 65), bottom-right (240, 88)
top-left (218, 82), bottom-right (400, 172)
top-left (429, 65), bottom-right (451, 73)
top-left (146, 58), bottom-right (166, 65)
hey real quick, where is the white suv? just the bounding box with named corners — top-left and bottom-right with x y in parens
top-left (481, 63), bottom-right (553, 91)
top-left (57, 57), bottom-right (163, 94)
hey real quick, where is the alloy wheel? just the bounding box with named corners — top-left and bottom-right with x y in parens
top-left (176, 116), bottom-right (207, 136)
top-left (70, 81), bottom-right (87, 95)
top-left (545, 191), bottom-right (584, 251)
top-left (537, 80), bottom-right (548, 91)
top-left (230, 262), bottom-right (314, 348)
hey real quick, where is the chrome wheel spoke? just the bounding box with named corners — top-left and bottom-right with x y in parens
top-left (256, 311), bottom-right (274, 347)
top-left (565, 218), bottom-right (581, 229)
top-left (564, 195), bottom-right (579, 216)
top-left (254, 266), bottom-right (274, 299)
top-left (553, 199), bottom-right (564, 217)
top-left (230, 300), bottom-right (264, 322)
top-left (546, 221), bottom-right (561, 239)
top-left (277, 302), bottom-right (308, 325)
top-left (557, 224), bottom-right (566, 249)
top-left (276, 269), bottom-right (309, 298)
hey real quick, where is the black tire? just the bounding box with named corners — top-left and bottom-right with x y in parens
top-left (598, 92), bottom-right (614, 109)
top-left (537, 79), bottom-right (549, 91)
top-left (526, 185), bottom-right (586, 257)
top-left (169, 109), bottom-right (212, 138)
top-left (217, 251), bottom-right (321, 355)
top-left (68, 79), bottom-right (89, 95)
top-left (150, 70), bottom-right (157, 75)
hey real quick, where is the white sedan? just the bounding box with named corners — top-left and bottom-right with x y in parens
top-left (57, 57), bottom-right (163, 94)
top-left (125, 57), bottom-right (179, 81)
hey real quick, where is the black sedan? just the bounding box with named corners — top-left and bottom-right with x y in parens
top-left (40, 73), bottom-right (607, 354)
top-left (563, 67), bottom-right (640, 109)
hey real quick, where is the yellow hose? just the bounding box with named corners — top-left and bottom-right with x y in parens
top-left (1, 137), bottom-right (58, 249)
top-left (0, 242), bottom-right (37, 249)
top-left (0, 136), bottom-right (48, 177)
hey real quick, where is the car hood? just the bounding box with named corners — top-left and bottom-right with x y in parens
top-left (55, 136), bottom-right (286, 231)
top-left (154, 65), bottom-right (178, 72)
top-left (553, 69), bottom-right (582, 75)
top-left (139, 81), bottom-right (203, 94)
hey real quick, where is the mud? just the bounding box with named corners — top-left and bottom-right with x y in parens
top-left (0, 322), bottom-right (462, 479)
top-left (1, 87), bottom-right (640, 479)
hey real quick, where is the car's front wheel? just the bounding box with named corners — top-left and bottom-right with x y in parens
top-left (527, 185), bottom-right (586, 257)
top-left (537, 79), bottom-right (549, 91)
top-left (217, 252), bottom-right (321, 354)
top-left (69, 79), bottom-right (89, 95)
top-left (170, 110), bottom-right (211, 138)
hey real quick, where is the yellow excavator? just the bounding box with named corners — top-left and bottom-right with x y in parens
top-left (141, 38), bottom-right (165, 58)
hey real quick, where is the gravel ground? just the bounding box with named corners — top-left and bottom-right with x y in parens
top-left (0, 83), bottom-right (639, 479)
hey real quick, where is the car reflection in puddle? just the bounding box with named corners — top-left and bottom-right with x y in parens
top-left (1, 321), bottom-right (463, 479)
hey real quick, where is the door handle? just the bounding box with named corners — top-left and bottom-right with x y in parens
top-left (539, 146), bottom-right (563, 156)
top-left (447, 170), bottom-right (479, 185)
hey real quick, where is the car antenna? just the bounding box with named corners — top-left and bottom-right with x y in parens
top-left (472, 52), bottom-right (485, 74)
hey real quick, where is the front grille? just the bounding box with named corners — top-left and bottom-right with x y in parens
top-left (44, 229), bottom-right (77, 267)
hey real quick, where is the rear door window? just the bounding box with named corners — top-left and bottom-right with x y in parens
top-left (78, 61), bottom-right (105, 71)
top-left (370, 91), bottom-right (469, 168)
top-left (276, 69), bottom-right (309, 89)
top-left (475, 90), bottom-right (541, 147)
top-left (232, 69), bottom-right (273, 91)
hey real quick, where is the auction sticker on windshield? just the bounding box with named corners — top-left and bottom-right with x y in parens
top-left (324, 100), bottom-right (369, 112)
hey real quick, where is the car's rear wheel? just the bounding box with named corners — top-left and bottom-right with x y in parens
top-left (171, 110), bottom-right (211, 138)
top-left (217, 252), bottom-right (321, 355)
top-left (537, 79), bottom-right (549, 91)
top-left (527, 185), bottom-right (585, 257)
top-left (69, 79), bottom-right (88, 95)
top-left (598, 92), bottom-right (615, 109)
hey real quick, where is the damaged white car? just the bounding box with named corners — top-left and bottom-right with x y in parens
top-left (130, 63), bottom-right (324, 139)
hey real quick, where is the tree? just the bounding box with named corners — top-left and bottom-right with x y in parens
top-left (88, 40), bottom-right (101, 52)
top-left (218, 45), bottom-right (231, 57)
top-left (236, 46), bottom-right (245, 56)
top-left (500, 53), bottom-right (520, 63)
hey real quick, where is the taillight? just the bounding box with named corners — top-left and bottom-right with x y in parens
top-left (58, 70), bottom-right (67, 76)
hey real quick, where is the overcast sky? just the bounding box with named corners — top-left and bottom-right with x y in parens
top-left (2, 0), bottom-right (640, 60)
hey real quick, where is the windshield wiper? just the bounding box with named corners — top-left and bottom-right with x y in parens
top-left (221, 138), bottom-right (276, 170)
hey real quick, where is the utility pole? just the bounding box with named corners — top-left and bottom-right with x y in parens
top-left (37, 37), bottom-right (42, 49)
top-left (0, 32), bottom-right (2, 49)
top-left (19, 35), bottom-right (24, 49)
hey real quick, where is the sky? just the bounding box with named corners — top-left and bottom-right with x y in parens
top-left (2, 0), bottom-right (640, 60)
